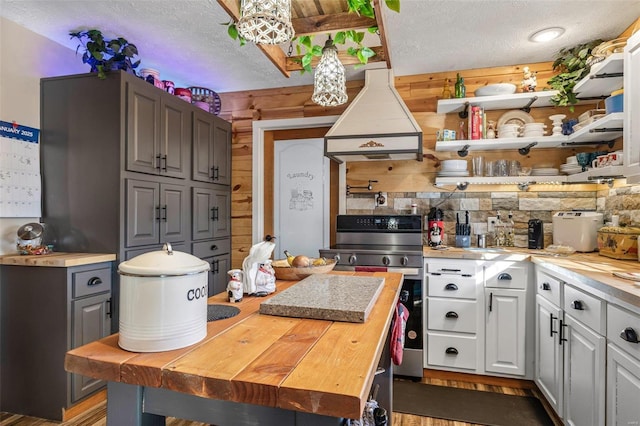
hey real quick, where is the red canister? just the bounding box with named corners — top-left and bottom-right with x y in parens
top-left (174, 88), bottom-right (192, 103)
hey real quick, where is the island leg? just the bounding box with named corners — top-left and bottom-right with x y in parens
top-left (107, 382), bottom-right (165, 426)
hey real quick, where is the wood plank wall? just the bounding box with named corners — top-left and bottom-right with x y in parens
top-left (218, 60), bottom-right (619, 268)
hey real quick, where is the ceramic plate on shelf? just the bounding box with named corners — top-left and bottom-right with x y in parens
top-left (474, 83), bottom-right (517, 97)
top-left (497, 110), bottom-right (535, 129)
top-left (437, 171), bottom-right (469, 177)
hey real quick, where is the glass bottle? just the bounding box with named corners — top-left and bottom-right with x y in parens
top-left (456, 120), bottom-right (466, 140)
top-left (506, 211), bottom-right (515, 247)
top-left (454, 73), bottom-right (466, 98)
top-left (442, 78), bottom-right (452, 99)
top-left (495, 211), bottom-right (505, 247)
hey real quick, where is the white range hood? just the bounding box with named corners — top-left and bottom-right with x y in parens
top-left (324, 68), bottom-right (423, 163)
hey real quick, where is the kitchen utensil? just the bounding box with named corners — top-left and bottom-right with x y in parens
top-left (118, 243), bottom-right (210, 352)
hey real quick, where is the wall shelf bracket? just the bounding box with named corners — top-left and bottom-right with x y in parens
top-left (521, 96), bottom-right (538, 113)
top-left (561, 140), bottom-right (616, 149)
top-left (458, 102), bottom-right (470, 119)
top-left (346, 179), bottom-right (378, 196)
top-left (457, 144), bottom-right (471, 157)
top-left (518, 142), bottom-right (538, 155)
top-left (590, 72), bottom-right (623, 79)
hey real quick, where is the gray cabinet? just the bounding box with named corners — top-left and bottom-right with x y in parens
top-left (193, 108), bottom-right (231, 185)
top-left (125, 178), bottom-right (188, 247)
top-left (0, 262), bottom-right (113, 420)
top-left (40, 71), bottom-right (232, 332)
top-left (192, 186), bottom-right (231, 241)
top-left (193, 237), bottom-right (231, 296)
top-left (126, 81), bottom-right (189, 179)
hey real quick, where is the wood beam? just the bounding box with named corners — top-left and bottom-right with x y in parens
top-left (372, 0), bottom-right (391, 68)
top-left (285, 46), bottom-right (387, 71)
top-left (292, 13), bottom-right (377, 36)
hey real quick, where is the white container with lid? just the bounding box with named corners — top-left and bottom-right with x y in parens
top-left (118, 243), bottom-right (210, 352)
top-left (552, 211), bottom-right (603, 252)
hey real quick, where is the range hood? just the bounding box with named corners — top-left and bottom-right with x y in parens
top-left (324, 68), bottom-right (423, 163)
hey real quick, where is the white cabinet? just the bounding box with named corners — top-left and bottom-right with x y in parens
top-left (535, 293), bottom-right (564, 416)
top-left (534, 267), bottom-right (607, 425)
top-left (624, 30), bottom-right (640, 182)
top-left (607, 304), bottom-right (640, 425)
top-left (425, 258), bottom-right (530, 378)
top-left (563, 314), bottom-right (606, 426)
top-left (485, 288), bottom-right (526, 375)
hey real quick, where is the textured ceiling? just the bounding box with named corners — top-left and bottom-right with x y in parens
top-left (2, 0), bottom-right (639, 94)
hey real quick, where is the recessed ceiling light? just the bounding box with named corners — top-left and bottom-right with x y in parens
top-left (529, 27), bottom-right (565, 43)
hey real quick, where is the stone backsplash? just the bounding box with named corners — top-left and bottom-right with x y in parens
top-left (346, 183), bottom-right (640, 248)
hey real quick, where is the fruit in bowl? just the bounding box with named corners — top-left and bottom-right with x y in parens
top-left (273, 251), bottom-right (336, 280)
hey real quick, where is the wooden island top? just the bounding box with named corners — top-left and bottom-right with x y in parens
top-left (65, 271), bottom-right (403, 424)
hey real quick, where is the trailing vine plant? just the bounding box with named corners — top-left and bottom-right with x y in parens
top-left (224, 0), bottom-right (400, 73)
top-left (546, 39), bottom-right (603, 112)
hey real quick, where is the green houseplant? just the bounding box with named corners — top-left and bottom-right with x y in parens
top-left (69, 29), bottom-right (140, 79)
top-left (547, 39), bottom-right (603, 111)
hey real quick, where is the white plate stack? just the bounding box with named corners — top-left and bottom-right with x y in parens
top-left (438, 159), bottom-right (469, 177)
top-left (531, 167), bottom-right (559, 176)
top-left (560, 155), bottom-right (583, 175)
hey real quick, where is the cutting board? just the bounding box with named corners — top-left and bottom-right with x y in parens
top-left (259, 274), bottom-right (385, 323)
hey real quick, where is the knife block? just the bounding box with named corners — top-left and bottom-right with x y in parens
top-left (455, 235), bottom-right (471, 248)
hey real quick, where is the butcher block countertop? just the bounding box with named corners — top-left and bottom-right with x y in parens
top-left (423, 246), bottom-right (640, 310)
top-left (65, 271), bottom-right (403, 420)
top-left (0, 252), bottom-right (116, 267)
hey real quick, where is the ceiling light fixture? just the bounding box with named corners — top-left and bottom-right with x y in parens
top-left (236, 0), bottom-right (295, 45)
top-left (529, 27), bottom-right (565, 43)
top-left (311, 36), bottom-right (348, 107)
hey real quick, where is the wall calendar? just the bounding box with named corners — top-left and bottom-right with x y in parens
top-left (0, 120), bottom-right (41, 218)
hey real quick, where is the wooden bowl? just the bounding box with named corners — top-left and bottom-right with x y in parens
top-left (271, 258), bottom-right (336, 281)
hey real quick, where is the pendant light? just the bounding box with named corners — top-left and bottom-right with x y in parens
top-left (236, 0), bottom-right (295, 45)
top-left (312, 36), bottom-right (348, 107)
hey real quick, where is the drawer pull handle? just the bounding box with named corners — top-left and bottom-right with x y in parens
top-left (445, 283), bottom-right (458, 291)
top-left (445, 347), bottom-right (458, 355)
top-left (88, 277), bottom-right (103, 286)
top-left (489, 292), bottom-right (493, 312)
top-left (445, 311), bottom-right (458, 319)
top-left (571, 300), bottom-right (584, 310)
top-left (211, 244), bottom-right (218, 251)
top-left (620, 327), bottom-right (639, 344)
top-left (541, 282), bottom-right (551, 291)
top-left (441, 268), bottom-right (461, 272)
top-left (559, 319), bottom-right (568, 345)
top-left (550, 313), bottom-right (558, 337)
top-left (497, 273), bottom-right (512, 281)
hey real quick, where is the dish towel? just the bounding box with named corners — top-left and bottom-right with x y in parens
top-left (391, 301), bottom-right (409, 366)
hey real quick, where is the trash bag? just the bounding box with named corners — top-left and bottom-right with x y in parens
top-left (241, 236), bottom-right (276, 295)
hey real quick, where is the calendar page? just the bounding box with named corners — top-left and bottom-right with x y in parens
top-left (0, 121), bottom-right (41, 218)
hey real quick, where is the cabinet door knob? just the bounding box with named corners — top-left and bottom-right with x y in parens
top-left (541, 282), bottom-right (551, 291)
top-left (497, 273), bottom-right (512, 281)
top-left (571, 300), bottom-right (584, 310)
top-left (620, 327), bottom-right (640, 344)
top-left (445, 283), bottom-right (458, 291)
top-left (445, 347), bottom-right (458, 355)
top-left (445, 311), bottom-right (458, 319)
top-left (88, 277), bottom-right (103, 286)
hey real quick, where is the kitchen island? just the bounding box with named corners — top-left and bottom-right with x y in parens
top-left (65, 271), bottom-right (403, 425)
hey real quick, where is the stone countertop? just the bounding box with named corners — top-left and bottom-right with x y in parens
top-left (259, 274), bottom-right (385, 323)
top-left (0, 252), bottom-right (116, 267)
top-left (423, 245), bottom-right (640, 311)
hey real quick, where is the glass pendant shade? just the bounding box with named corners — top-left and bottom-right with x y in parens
top-left (312, 38), bottom-right (348, 107)
top-left (237, 0), bottom-right (295, 45)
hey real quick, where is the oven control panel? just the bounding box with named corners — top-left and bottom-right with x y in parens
top-left (337, 215), bottom-right (422, 231)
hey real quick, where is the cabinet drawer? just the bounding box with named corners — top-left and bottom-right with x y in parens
top-left (427, 332), bottom-right (477, 370)
top-left (536, 269), bottom-right (562, 306)
top-left (428, 274), bottom-right (477, 299)
top-left (426, 259), bottom-right (479, 276)
top-left (485, 262), bottom-right (528, 289)
top-left (608, 304), bottom-right (640, 360)
top-left (192, 239), bottom-right (230, 258)
top-left (563, 284), bottom-right (605, 334)
top-left (428, 298), bottom-right (477, 333)
top-left (72, 266), bottom-right (112, 298)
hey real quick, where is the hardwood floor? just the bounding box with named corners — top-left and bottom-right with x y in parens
top-left (0, 375), bottom-right (556, 426)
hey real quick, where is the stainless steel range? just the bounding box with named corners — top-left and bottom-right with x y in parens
top-left (319, 214), bottom-right (424, 378)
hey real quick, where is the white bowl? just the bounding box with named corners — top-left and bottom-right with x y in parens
top-left (566, 156), bottom-right (577, 164)
top-left (498, 132), bottom-right (518, 139)
top-left (441, 159), bottom-right (467, 170)
top-left (474, 83), bottom-right (517, 97)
